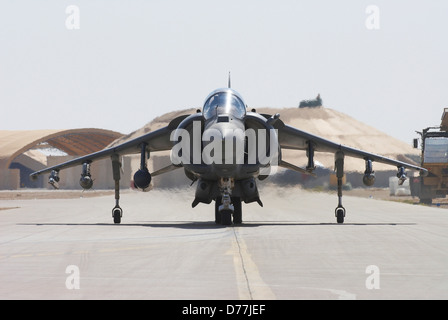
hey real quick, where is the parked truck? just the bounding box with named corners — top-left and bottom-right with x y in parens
top-left (410, 108), bottom-right (448, 204)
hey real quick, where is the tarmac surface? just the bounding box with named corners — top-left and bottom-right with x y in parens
top-left (0, 186), bottom-right (447, 300)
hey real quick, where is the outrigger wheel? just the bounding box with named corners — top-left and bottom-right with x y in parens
top-left (335, 206), bottom-right (346, 224)
top-left (112, 206), bottom-right (123, 224)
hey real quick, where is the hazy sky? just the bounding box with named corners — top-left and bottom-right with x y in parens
top-left (1, 0), bottom-right (447, 144)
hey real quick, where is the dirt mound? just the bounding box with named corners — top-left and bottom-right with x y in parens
top-left (109, 108), bottom-right (197, 148)
top-left (259, 106), bottom-right (416, 156)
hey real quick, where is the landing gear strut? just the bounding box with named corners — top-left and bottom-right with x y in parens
top-left (111, 154), bottom-right (122, 224)
top-left (335, 151), bottom-right (346, 224)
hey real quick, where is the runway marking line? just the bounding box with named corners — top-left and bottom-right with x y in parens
top-left (229, 227), bottom-right (276, 300)
top-left (10, 254), bottom-right (34, 258)
top-left (36, 252), bottom-right (65, 257)
top-left (0, 207), bottom-right (20, 211)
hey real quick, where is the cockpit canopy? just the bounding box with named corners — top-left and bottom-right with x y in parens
top-left (203, 89), bottom-right (246, 121)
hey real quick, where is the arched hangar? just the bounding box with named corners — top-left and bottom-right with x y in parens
top-left (0, 129), bottom-right (123, 189)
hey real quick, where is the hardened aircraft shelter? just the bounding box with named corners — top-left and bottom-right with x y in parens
top-left (0, 129), bottom-right (124, 189)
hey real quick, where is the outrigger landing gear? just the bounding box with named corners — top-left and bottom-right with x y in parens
top-left (111, 154), bottom-right (122, 224)
top-left (335, 151), bottom-right (346, 224)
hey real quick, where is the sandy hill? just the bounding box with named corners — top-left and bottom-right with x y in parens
top-left (110, 107), bottom-right (418, 173)
top-left (110, 108), bottom-right (198, 148)
top-left (259, 106), bottom-right (416, 155)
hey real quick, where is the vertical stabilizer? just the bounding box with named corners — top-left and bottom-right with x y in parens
top-left (228, 72), bottom-right (231, 88)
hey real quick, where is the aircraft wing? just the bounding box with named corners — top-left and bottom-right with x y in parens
top-left (29, 115), bottom-right (188, 180)
top-left (278, 123), bottom-right (427, 173)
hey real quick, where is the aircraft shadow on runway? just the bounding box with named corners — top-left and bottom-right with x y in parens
top-left (18, 221), bottom-right (417, 230)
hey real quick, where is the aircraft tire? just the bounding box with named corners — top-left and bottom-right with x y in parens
top-left (336, 207), bottom-right (345, 224)
top-left (113, 208), bottom-right (122, 224)
top-left (232, 197), bottom-right (242, 224)
top-left (215, 199), bottom-right (222, 224)
top-left (221, 210), bottom-right (232, 226)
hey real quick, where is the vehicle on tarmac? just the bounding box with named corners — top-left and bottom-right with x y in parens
top-left (411, 108), bottom-right (448, 204)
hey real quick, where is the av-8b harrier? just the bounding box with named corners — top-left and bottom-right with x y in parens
top-left (30, 84), bottom-right (427, 225)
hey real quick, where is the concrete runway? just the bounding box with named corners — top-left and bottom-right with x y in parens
top-left (0, 186), bottom-right (447, 300)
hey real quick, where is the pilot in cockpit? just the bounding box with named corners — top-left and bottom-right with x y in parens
top-left (203, 91), bottom-right (246, 121)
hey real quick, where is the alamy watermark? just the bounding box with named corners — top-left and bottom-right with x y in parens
top-left (65, 265), bottom-right (80, 290)
top-left (365, 5), bottom-right (380, 30)
top-left (66, 5), bottom-right (80, 30)
top-left (365, 265), bottom-right (380, 290)
top-left (170, 121), bottom-right (279, 175)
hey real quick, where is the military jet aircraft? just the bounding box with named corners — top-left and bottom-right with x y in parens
top-left (30, 84), bottom-right (427, 225)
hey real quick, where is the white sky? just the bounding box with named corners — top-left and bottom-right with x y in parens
top-left (1, 0), bottom-right (447, 144)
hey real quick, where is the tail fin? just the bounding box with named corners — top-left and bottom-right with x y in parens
top-left (228, 72), bottom-right (231, 88)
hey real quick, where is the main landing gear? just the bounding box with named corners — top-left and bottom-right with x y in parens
top-left (215, 196), bottom-right (242, 226)
top-left (215, 178), bottom-right (242, 226)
